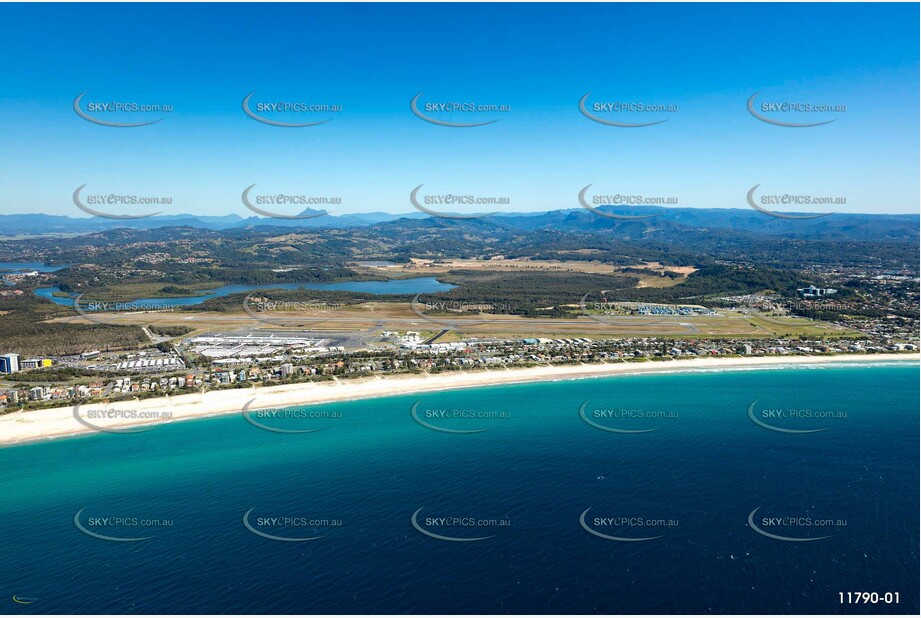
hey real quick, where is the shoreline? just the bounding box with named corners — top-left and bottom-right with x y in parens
top-left (1, 354), bottom-right (917, 447)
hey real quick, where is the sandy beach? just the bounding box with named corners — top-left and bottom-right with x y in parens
top-left (1, 354), bottom-right (916, 446)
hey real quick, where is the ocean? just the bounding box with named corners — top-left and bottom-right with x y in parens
top-left (0, 363), bottom-right (917, 614)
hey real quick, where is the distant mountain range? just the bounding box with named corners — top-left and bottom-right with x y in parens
top-left (0, 211), bottom-right (423, 234)
top-left (0, 208), bottom-right (917, 243)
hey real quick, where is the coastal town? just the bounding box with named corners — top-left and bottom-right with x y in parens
top-left (2, 267), bottom-right (917, 412)
top-left (1, 257), bottom-right (918, 414)
top-left (2, 328), bottom-right (916, 411)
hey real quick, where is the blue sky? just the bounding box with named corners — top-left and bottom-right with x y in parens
top-left (0, 3), bottom-right (917, 218)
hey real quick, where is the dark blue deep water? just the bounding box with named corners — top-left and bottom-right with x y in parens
top-left (0, 363), bottom-right (917, 614)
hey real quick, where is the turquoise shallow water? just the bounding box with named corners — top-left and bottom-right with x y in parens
top-left (0, 363), bottom-right (917, 614)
